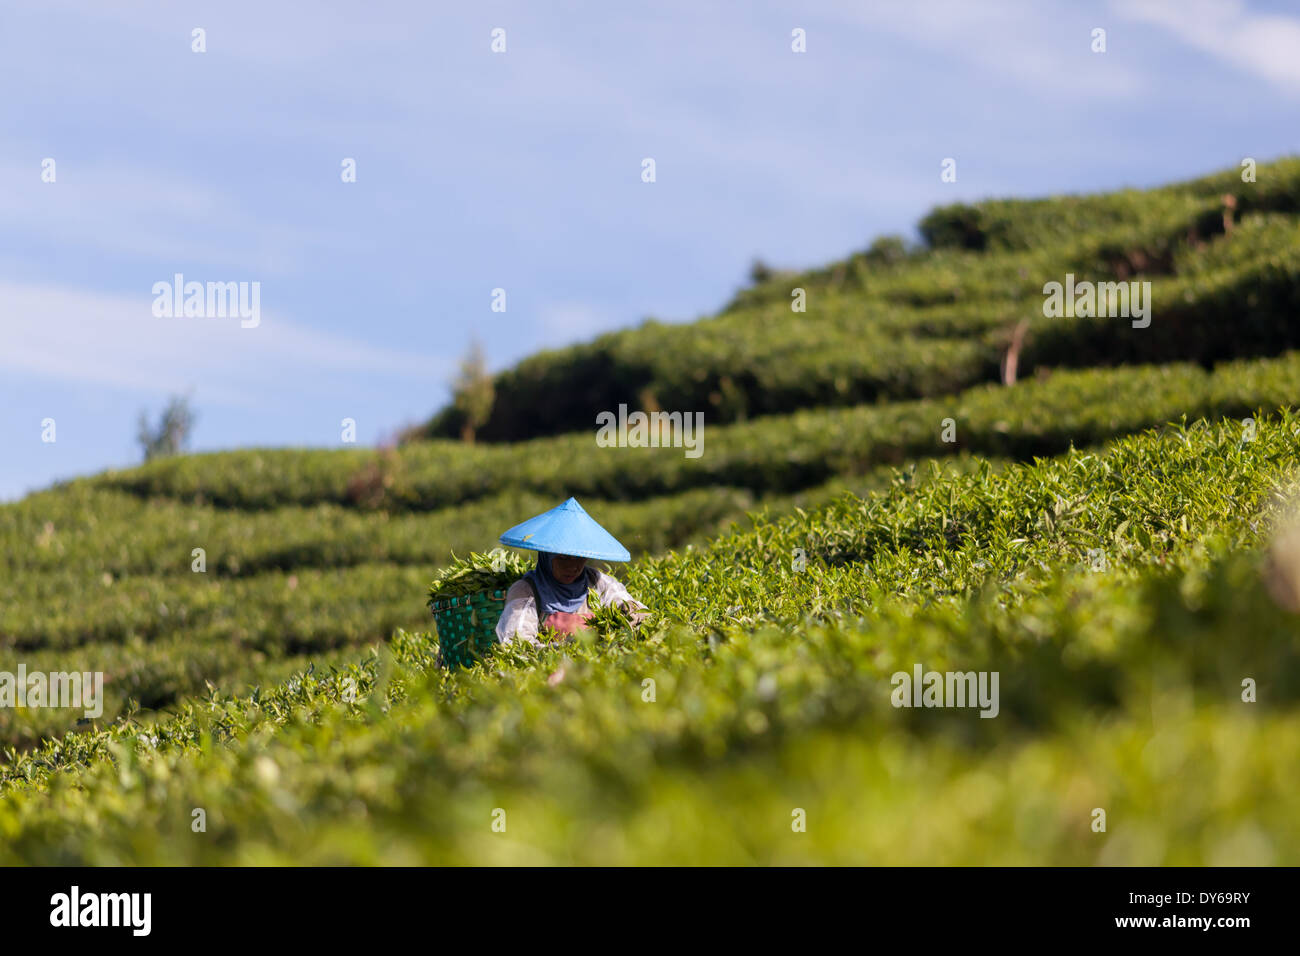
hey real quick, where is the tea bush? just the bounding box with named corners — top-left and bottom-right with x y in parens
top-left (1, 415), bottom-right (1297, 863)
top-left (11, 352), bottom-right (1300, 745)
top-left (417, 158), bottom-right (1300, 439)
top-left (4, 160), bottom-right (1299, 863)
top-left (86, 350), bottom-right (1300, 513)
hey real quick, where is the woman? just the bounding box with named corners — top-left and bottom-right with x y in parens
top-left (494, 497), bottom-right (646, 645)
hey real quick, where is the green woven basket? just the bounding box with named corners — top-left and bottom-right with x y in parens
top-left (431, 588), bottom-right (507, 668)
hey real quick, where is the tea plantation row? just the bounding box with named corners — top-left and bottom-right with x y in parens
top-left (421, 158), bottom-right (1300, 440)
top-left (85, 349), bottom-right (1300, 512)
top-left (7, 352), bottom-right (1300, 746)
top-left (0, 468), bottom-right (932, 748)
top-left (1, 415), bottom-right (1296, 863)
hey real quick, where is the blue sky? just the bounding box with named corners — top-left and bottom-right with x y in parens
top-left (2, 0), bottom-right (1299, 500)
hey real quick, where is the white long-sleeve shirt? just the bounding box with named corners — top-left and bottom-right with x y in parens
top-left (494, 569), bottom-right (645, 646)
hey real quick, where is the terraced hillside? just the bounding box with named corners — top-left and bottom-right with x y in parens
top-left (2, 159), bottom-right (1299, 863)
top-left (419, 158), bottom-right (1300, 441)
top-left (6, 352), bottom-right (1300, 748)
top-left (3, 415), bottom-right (1298, 863)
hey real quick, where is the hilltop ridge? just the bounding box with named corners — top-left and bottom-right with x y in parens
top-left (417, 157), bottom-right (1300, 442)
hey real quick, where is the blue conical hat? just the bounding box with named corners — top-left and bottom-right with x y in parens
top-left (499, 497), bottom-right (631, 562)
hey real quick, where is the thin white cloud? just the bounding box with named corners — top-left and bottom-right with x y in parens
top-left (826, 0), bottom-right (1144, 98)
top-left (1114, 0), bottom-right (1300, 94)
top-left (0, 161), bottom-right (346, 274)
top-left (0, 279), bottom-right (449, 406)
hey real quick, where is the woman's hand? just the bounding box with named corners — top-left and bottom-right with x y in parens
top-left (545, 610), bottom-right (592, 637)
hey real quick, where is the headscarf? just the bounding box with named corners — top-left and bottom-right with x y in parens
top-left (523, 551), bottom-right (591, 615)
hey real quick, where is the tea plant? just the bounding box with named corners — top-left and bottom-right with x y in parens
top-left (427, 551), bottom-right (535, 602)
top-left (1, 415), bottom-right (1298, 863)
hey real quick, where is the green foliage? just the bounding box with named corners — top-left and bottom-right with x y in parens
top-left (136, 395), bottom-right (196, 462)
top-left (862, 234), bottom-right (911, 266)
top-left (413, 157), bottom-right (1300, 440)
top-left (1, 415), bottom-right (1298, 863)
top-left (4, 162), bottom-right (1300, 864)
top-left (81, 351), bottom-right (1300, 514)
top-left (427, 551), bottom-right (534, 603)
top-left (0, 476), bottom-right (903, 744)
top-left (12, 349), bottom-right (1299, 742)
top-left (451, 340), bottom-right (495, 443)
